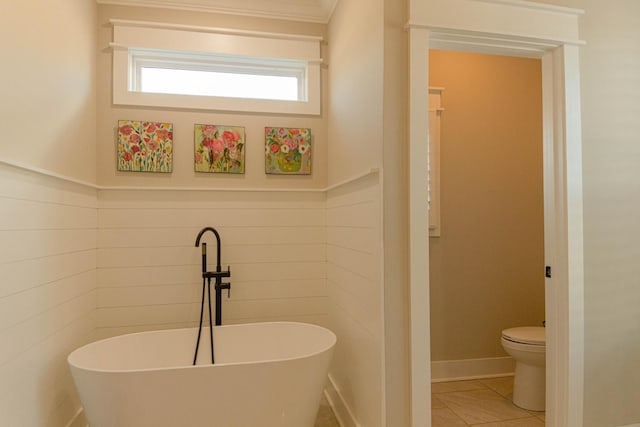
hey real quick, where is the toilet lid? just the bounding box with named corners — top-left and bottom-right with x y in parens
top-left (502, 326), bottom-right (545, 346)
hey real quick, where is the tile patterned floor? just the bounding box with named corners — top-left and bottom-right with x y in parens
top-left (315, 376), bottom-right (543, 426)
top-left (432, 377), bottom-right (546, 426)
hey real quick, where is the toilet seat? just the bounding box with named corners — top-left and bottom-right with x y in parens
top-left (502, 326), bottom-right (545, 346)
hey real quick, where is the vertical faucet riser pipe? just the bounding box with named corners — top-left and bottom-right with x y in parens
top-left (200, 242), bottom-right (207, 274)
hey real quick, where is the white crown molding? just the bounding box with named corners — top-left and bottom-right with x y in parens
top-left (109, 18), bottom-right (324, 42)
top-left (421, 26), bottom-right (579, 58)
top-left (406, 0), bottom-right (585, 54)
top-left (473, 0), bottom-right (585, 16)
top-left (96, 0), bottom-right (338, 23)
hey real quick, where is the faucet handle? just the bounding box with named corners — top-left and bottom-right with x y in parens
top-left (218, 282), bottom-right (231, 298)
top-left (218, 266), bottom-right (231, 278)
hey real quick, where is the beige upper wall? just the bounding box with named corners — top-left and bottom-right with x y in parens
top-left (428, 50), bottom-right (545, 361)
top-left (327, 0), bottom-right (384, 185)
top-left (96, 5), bottom-right (328, 189)
top-left (574, 1), bottom-right (640, 425)
top-left (0, 0), bottom-right (97, 183)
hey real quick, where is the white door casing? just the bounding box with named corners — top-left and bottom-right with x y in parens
top-left (407, 1), bottom-right (585, 426)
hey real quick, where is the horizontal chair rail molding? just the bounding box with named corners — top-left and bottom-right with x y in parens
top-left (324, 168), bottom-right (380, 192)
top-left (0, 158), bottom-right (379, 194)
top-left (97, 186), bottom-right (326, 193)
top-left (0, 158), bottom-right (97, 190)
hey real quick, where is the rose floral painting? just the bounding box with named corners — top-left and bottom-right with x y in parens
top-left (194, 124), bottom-right (245, 174)
top-left (117, 120), bottom-right (173, 173)
top-left (264, 127), bottom-right (311, 175)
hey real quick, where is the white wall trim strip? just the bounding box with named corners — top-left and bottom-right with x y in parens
top-left (325, 168), bottom-right (380, 192)
top-left (0, 158), bottom-right (97, 190)
top-left (99, 1), bottom-right (336, 25)
top-left (431, 357), bottom-right (515, 382)
top-left (404, 23), bottom-right (586, 49)
top-left (473, 0), bottom-right (585, 16)
top-left (97, 185), bottom-right (326, 193)
top-left (109, 19), bottom-right (325, 43)
top-left (1, 158), bottom-right (381, 194)
top-left (64, 407), bottom-right (87, 427)
top-left (325, 374), bottom-right (362, 427)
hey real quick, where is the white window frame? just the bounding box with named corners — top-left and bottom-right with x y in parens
top-left (428, 87), bottom-right (444, 237)
top-left (110, 20), bottom-right (323, 115)
top-left (131, 50), bottom-right (307, 101)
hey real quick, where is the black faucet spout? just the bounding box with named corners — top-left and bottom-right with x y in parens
top-left (195, 226), bottom-right (222, 269)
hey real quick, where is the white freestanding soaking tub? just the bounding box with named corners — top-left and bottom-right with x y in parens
top-left (68, 322), bottom-right (336, 427)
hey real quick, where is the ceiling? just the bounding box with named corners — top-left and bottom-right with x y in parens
top-left (96, 0), bottom-right (338, 23)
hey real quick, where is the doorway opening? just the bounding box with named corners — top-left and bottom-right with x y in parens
top-left (428, 48), bottom-right (546, 423)
top-left (407, 22), bottom-right (585, 427)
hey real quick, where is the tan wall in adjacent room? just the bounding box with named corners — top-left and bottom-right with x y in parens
top-left (428, 50), bottom-right (545, 361)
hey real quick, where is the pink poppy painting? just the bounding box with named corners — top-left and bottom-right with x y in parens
top-left (117, 120), bottom-right (173, 173)
top-left (194, 124), bottom-right (245, 174)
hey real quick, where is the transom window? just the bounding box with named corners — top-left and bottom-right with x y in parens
top-left (131, 50), bottom-right (307, 101)
top-left (111, 20), bottom-right (322, 115)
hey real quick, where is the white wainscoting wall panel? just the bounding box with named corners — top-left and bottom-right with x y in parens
top-left (0, 163), bottom-right (97, 427)
top-left (326, 172), bottom-right (382, 427)
top-left (96, 189), bottom-right (327, 338)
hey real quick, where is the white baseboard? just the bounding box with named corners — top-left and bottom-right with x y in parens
top-left (324, 374), bottom-right (361, 427)
top-left (431, 356), bottom-right (515, 382)
top-left (65, 407), bottom-right (87, 427)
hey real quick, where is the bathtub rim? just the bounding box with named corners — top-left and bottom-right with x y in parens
top-left (68, 321), bottom-right (336, 374)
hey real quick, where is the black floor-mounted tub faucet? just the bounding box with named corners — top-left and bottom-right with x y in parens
top-left (193, 227), bottom-right (231, 364)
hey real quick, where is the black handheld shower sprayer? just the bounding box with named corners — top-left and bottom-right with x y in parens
top-left (193, 227), bottom-right (231, 365)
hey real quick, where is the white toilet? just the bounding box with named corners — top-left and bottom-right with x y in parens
top-left (501, 326), bottom-right (546, 411)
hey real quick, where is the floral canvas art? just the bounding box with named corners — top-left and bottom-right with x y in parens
top-left (265, 127), bottom-right (311, 175)
top-left (117, 120), bottom-right (173, 172)
top-left (194, 124), bottom-right (245, 174)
